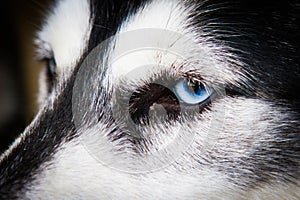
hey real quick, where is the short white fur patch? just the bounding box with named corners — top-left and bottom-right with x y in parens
top-left (110, 0), bottom-right (245, 89)
top-left (111, 0), bottom-right (192, 78)
top-left (38, 0), bottom-right (91, 75)
top-left (111, 0), bottom-right (191, 80)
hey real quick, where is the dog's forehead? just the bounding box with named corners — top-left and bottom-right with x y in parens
top-left (38, 0), bottom-right (91, 72)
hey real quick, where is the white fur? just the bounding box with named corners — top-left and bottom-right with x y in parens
top-left (110, 0), bottom-right (190, 80)
top-left (110, 0), bottom-right (245, 90)
top-left (25, 132), bottom-right (233, 199)
top-left (38, 0), bottom-right (91, 76)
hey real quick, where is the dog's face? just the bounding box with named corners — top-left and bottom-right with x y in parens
top-left (1, 0), bottom-right (300, 199)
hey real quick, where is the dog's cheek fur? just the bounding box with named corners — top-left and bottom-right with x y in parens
top-left (23, 97), bottom-right (299, 199)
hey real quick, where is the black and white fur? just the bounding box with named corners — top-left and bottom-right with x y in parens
top-left (1, 0), bottom-right (300, 199)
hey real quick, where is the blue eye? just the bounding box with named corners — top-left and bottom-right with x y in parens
top-left (174, 79), bottom-right (211, 104)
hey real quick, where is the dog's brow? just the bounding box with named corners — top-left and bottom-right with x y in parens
top-left (104, 0), bottom-right (248, 90)
top-left (35, 39), bottom-right (53, 61)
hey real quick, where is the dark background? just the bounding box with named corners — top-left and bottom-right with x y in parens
top-left (0, 1), bottom-right (52, 153)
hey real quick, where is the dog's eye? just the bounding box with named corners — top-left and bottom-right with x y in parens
top-left (127, 78), bottom-right (212, 125)
top-left (174, 79), bottom-right (210, 105)
top-left (45, 57), bottom-right (56, 76)
top-left (36, 40), bottom-right (57, 93)
top-left (44, 57), bottom-right (57, 92)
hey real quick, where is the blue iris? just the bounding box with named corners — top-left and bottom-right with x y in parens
top-left (174, 79), bottom-right (210, 104)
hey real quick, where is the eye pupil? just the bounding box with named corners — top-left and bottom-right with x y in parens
top-left (187, 81), bottom-right (203, 96)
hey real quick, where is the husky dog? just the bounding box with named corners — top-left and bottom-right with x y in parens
top-left (1, 0), bottom-right (300, 199)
